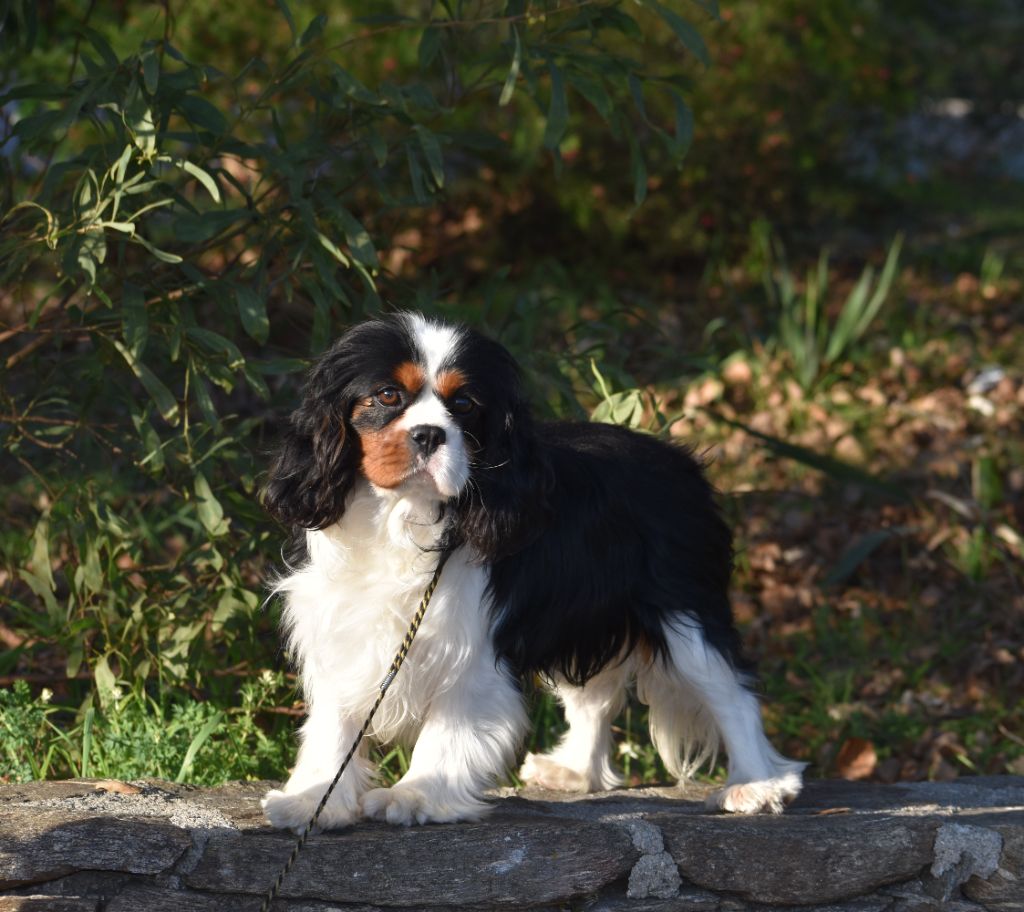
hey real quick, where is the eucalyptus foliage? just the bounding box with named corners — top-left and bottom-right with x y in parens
top-left (0, 1), bottom-right (711, 706)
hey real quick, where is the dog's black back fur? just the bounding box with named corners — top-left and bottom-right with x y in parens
top-left (485, 421), bottom-right (742, 685)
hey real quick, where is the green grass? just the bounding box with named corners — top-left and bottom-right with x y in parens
top-left (0, 673), bottom-right (296, 785)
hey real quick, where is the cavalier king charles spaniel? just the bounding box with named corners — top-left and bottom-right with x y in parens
top-left (261, 312), bottom-right (803, 831)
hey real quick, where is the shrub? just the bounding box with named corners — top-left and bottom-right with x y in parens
top-left (0, 1), bottom-right (707, 726)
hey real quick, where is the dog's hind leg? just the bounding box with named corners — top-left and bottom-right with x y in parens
top-left (519, 661), bottom-right (630, 792)
top-left (641, 620), bottom-right (804, 814)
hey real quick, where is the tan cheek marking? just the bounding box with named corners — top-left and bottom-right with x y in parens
top-left (436, 368), bottom-right (468, 400)
top-left (358, 426), bottom-right (412, 488)
top-left (394, 361), bottom-right (425, 397)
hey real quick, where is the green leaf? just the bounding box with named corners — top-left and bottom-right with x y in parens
top-left (177, 159), bottom-right (221, 203)
top-left (542, 63), bottom-right (569, 149)
top-left (76, 229), bottom-right (107, 287)
top-left (141, 47), bottom-right (160, 93)
top-left (185, 327), bottom-right (245, 369)
top-left (194, 471), bottom-right (228, 536)
top-left (236, 284), bottom-right (269, 343)
top-left (671, 92), bottom-right (695, 159)
top-left (595, 6), bottom-right (642, 39)
top-left (18, 568), bottom-right (59, 622)
top-left (93, 654), bottom-right (118, 709)
top-left (499, 27), bottom-right (522, 106)
top-left (125, 80), bottom-right (158, 156)
top-left (314, 230), bottom-right (350, 266)
top-left (132, 233), bottom-right (183, 264)
top-left (28, 514), bottom-right (56, 593)
top-left (972, 455), bottom-right (1003, 511)
top-left (190, 363), bottom-right (221, 430)
top-left (406, 146), bottom-right (429, 203)
top-left (112, 338), bottom-right (180, 424)
top-left (418, 25), bottom-right (442, 70)
top-left (276, 0), bottom-right (298, 42)
top-left (332, 64), bottom-right (378, 104)
top-left (109, 144), bottom-right (134, 219)
top-left (177, 94), bottom-right (229, 134)
top-left (300, 13), bottom-right (327, 46)
top-left (413, 125), bottom-right (445, 189)
top-left (567, 72), bottom-right (612, 121)
top-left (592, 390), bottom-right (645, 428)
top-left (122, 282), bottom-right (148, 358)
top-left (80, 26), bottom-right (119, 67)
top-left (135, 416), bottom-right (166, 472)
top-left (75, 169), bottom-right (101, 220)
top-left (331, 206), bottom-right (379, 269)
top-left (649, 1), bottom-right (710, 65)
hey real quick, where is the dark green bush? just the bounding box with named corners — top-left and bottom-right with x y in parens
top-left (0, 0), bottom-right (709, 725)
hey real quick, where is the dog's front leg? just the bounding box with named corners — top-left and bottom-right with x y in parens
top-left (362, 654), bottom-right (527, 825)
top-left (262, 687), bottom-right (375, 833)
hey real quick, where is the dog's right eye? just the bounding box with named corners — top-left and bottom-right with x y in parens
top-left (375, 387), bottom-right (402, 407)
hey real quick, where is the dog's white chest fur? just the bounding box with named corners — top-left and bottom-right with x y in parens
top-left (276, 484), bottom-right (487, 743)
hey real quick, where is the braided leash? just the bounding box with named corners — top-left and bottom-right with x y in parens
top-left (259, 548), bottom-right (452, 911)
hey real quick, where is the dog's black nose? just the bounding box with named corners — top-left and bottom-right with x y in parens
top-left (409, 424), bottom-right (446, 456)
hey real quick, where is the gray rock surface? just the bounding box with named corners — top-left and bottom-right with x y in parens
top-left (0, 777), bottom-right (1021, 911)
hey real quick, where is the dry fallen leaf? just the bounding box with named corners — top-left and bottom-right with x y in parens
top-left (835, 737), bottom-right (878, 781)
top-left (94, 780), bottom-right (141, 796)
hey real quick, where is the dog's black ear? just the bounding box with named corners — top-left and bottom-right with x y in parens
top-left (263, 349), bottom-right (361, 531)
top-left (451, 336), bottom-right (550, 560)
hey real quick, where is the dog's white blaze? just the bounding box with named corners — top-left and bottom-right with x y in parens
top-left (404, 312), bottom-right (461, 380)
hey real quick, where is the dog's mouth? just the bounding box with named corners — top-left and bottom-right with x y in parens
top-left (408, 451), bottom-right (467, 499)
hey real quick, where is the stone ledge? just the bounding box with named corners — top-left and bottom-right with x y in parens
top-left (0, 778), bottom-right (1021, 911)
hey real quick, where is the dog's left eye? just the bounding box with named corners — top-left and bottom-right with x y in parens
top-left (449, 393), bottom-right (476, 415)
top-left (375, 387), bottom-right (402, 407)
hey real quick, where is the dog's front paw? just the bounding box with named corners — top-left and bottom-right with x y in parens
top-left (361, 783), bottom-right (488, 826)
top-left (519, 752), bottom-right (590, 791)
top-left (705, 771), bottom-right (803, 815)
top-left (262, 787), bottom-right (359, 833)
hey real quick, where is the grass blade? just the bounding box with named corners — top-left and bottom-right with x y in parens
top-left (701, 408), bottom-right (911, 501)
top-left (80, 706), bottom-right (94, 777)
top-left (175, 711), bottom-right (223, 782)
top-left (824, 528), bottom-right (905, 587)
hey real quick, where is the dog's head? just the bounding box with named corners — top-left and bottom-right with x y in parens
top-left (264, 313), bottom-right (545, 558)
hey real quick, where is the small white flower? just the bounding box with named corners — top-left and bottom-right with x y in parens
top-left (40, 688), bottom-right (53, 705)
top-left (618, 741), bottom-right (640, 760)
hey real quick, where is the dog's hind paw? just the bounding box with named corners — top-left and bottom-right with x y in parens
top-left (705, 771), bottom-right (803, 815)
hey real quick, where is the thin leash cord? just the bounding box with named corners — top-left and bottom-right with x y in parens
top-left (259, 548), bottom-right (452, 912)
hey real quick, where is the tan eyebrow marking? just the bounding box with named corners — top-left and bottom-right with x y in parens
top-left (436, 368), bottom-right (468, 400)
top-left (393, 361), bottom-right (425, 396)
